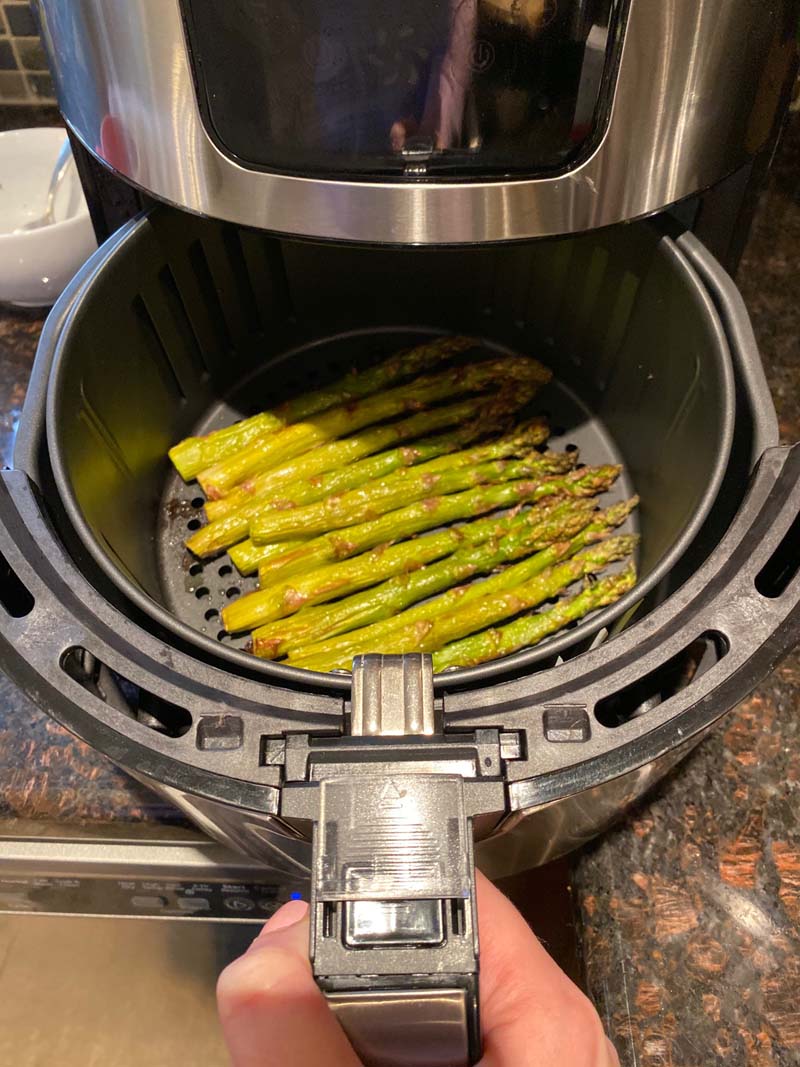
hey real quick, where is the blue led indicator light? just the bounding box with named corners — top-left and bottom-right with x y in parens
top-left (290, 891), bottom-right (303, 901)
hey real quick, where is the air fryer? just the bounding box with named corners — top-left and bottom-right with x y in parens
top-left (2, 1), bottom-right (799, 1064)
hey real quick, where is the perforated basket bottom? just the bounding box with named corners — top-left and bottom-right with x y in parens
top-left (156, 328), bottom-right (637, 669)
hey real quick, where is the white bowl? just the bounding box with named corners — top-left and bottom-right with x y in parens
top-left (0, 128), bottom-right (97, 308)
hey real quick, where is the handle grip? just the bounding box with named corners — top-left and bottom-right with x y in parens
top-left (282, 655), bottom-right (483, 1067)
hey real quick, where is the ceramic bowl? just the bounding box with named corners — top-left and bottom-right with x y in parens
top-left (0, 128), bottom-right (97, 308)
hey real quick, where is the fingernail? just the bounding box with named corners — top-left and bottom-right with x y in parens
top-left (251, 898), bottom-right (309, 945)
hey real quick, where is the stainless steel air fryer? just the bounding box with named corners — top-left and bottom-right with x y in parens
top-left (1, 2), bottom-right (799, 1064)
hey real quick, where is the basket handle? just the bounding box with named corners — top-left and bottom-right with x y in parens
top-left (282, 654), bottom-right (482, 1067)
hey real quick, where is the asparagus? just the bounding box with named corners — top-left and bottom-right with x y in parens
top-left (205, 394), bottom-right (522, 522)
top-left (432, 563), bottom-right (638, 671)
top-left (187, 416), bottom-right (543, 559)
top-left (189, 417), bottom-right (548, 559)
top-left (230, 537), bottom-right (302, 576)
top-left (257, 465), bottom-right (621, 586)
top-left (198, 355), bottom-right (551, 499)
top-left (250, 447), bottom-right (575, 546)
top-left (169, 413), bottom-right (282, 484)
top-left (291, 535), bottom-right (638, 669)
top-left (227, 465), bottom-right (577, 633)
top-left (249, 499), bottom-right (597, 657)
top-left (287, 497), bottom-right (636, 667)
top-left (226, 523), bottom-right (484, 634)
top-left (168, 334), bottom-right (475, 481)
top-left (228, 496), bottom-right (586, 636)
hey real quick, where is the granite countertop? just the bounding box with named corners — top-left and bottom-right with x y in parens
top-left (1, 107), bottom-right (799, 1064)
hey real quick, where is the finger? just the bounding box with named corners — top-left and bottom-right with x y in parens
top-left (476, 871), bottom-right (617, 1067)
top-left (217, 900), bottom-right (363, 1067)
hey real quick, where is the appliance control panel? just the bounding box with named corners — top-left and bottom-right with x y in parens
top-left (0, 874), bottom-right (297, 921)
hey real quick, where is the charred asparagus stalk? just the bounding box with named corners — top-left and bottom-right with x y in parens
top-left (249, 499), bottom-right (597, 657)
top-left (432, 563), bottom-right (638, 671)
top-left (198, 355), bottom-right (551, 499)
top-left (249, 445), bottom-right (574, 546)
top-left (257, 465), bottom-right (621, 586)
top-left (205, 394), bottom-right (522, 522)
top-left (286, 497), bottom-right (636, 667)
top-left (168, 334), bottom-right (476, 481)
top-left (188, 418), bottom-right (550, 559)
top-left (292, 535), bottom-right (638, 669)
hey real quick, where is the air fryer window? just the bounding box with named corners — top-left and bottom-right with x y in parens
top-left (181, 0), bottom-right (622, 179)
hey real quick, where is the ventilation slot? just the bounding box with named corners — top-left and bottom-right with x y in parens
top-left (264, 237), bottom-right (295, 320)
top-left (188, 240), bottom-right (233, 351)
top-left (221, 227), bottom-right (260, 334)
top-left (131, 295), bottom-right (186, 401)
top-left (61, 647), bottom-right (192, 737)
top-left (157, 264), bottom-right (208, 379)
top-left (595, 632), bottom-right (728, 728)
top-left (0, 550), bottom-right (34, 618)
top-left (755, 510), bottom-right (800, 599)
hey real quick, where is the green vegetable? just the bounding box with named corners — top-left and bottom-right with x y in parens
top-left (291, 535), bottom-right (638, 669)
top-left (198, 355), bottom-right (551, 499)
top-left (287, 497), bottom-right (636, 668)
top-left (257, 465), bottom-right (621, 586)
top-left (187, 418), bottom-right (546, 559)
top-left (168, 334), bottom-right (476, 481)
top-left (249, 444), bottom-right (574, 545)
top-left (205, 393), bottom-right (525, 522)
top-left (250, 499), bottom-right (597, 658)
top-left (432, 563), bottom-right (638, 670)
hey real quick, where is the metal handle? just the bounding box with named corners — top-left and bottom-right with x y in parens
top-left (282, 655), bottom-right (483, 1067)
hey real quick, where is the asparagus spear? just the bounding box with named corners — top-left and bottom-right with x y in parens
top-left (168, 334), bottom-right (476, 481)
top-left (230, 537), bottom-right (302, 576)
top-left (188, 417), bottom-right (550, 559)
top-left (286, 497), bottom-right (636, 666)
top-left (250, 446), bottom-right (575, 546)
top-left (249, 499), bottom-right (597, 657)
top-left (226, 524), bottom-right (483, 634)
top-left (432, 563), bottom-right (638, 671)
top-left (169, 413), bottom-right (282, 484)
top-left (188, 417), bottom-right (528, 559)
top-left (205, 393), bottom-right (523, 522)
top-left (227, 495), bottom-right (586, 636)
top-left (292, 535), bottom-right (638, 669)
top-left (257, 465), bottom-right (621, 586)
top-left (198, 355), bottom-right (551, 499)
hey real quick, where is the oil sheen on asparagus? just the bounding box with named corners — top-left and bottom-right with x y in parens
top-left (168, 335), bottom-right (639, 671)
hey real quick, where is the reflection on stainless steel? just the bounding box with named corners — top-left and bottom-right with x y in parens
top-left (476, 734), bottom-right (705, 878)
top-left (0, 913), bottom-right (247, 1066)
top-left (139, 776), bottom-right (313, 873)
top-left (329, 989), bottom-right (470, 1067)
top-left (33, 0), bottom-right (794, 243)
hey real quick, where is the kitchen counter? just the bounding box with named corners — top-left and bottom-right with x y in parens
top-left (1, 109), bottom-right (799, 1064)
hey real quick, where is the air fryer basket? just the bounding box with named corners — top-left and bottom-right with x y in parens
top-left (0, 208), bottom-right (797, 869)
top-left (39, 209), bottom-right (736, 686)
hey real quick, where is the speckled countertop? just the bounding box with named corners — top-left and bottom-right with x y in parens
top-left (1, 106), bottom-right (799, 1064)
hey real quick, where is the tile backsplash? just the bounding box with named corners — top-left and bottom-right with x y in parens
top-left (0, 2), bottom-right (56, 104)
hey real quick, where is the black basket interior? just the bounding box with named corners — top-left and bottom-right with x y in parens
top-left (41, 208), bottom-right (734, 683)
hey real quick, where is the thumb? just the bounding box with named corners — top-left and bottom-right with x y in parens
top-left (217, 899), bottom-right (363, 1067)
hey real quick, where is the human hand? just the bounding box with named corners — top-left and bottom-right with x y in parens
top-left (217, 870), bottom-right (619, 1066)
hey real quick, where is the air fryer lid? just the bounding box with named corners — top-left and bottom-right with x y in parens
top-left (45, 209), bottom-right (734, 689)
